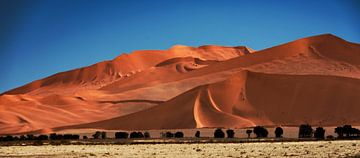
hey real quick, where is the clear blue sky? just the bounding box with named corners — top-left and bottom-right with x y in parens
top-left (0, 0), bottom-right (359, 93)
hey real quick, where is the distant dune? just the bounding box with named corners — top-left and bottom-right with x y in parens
top-left (1, 34), bottom-right (360, 134)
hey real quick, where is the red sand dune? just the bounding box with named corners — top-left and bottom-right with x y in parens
top-left (1, 34), bottom-right (360, 135)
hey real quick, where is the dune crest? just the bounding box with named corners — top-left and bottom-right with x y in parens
top-left (1, 34), bottom-right (360, 134)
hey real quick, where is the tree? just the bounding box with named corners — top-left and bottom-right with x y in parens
top-left (246, 129), bottom-right (252, 138)
top-left (275, 127), bottom-right (283, 138)
top-left (63, 134), bottom-right (73, 140)
top-left (343, 125), bottom-right (352, 137)
top-left (26, 134), bottom-right (35, 140)
top-left (298, 124), bottom-right (313, 138)
top-left (50, 133), bottom-right (58, 140)
top-left (137, 132), bottom-right (144, 138)
top-left (19, 135), bottom-right (26, 140)
top-left (195, 131), bottom-right (200, 138)
top-left (130, 131), bottom-right (144, 138)
top-left (92, 131), bottom-right (101, 139)
top-left (4, 135), bottom-right (14, 141)
top-left (37, 135), bottom-right (49, 140)
top-left (335, 126), bottom-right (344, 138)
top-left (214, 128), bottom-right (225, 138)
top-left (226, 129), bottom-right (235, 138)
top-left (144, 131), bottom-right (150, 138)
top-left (71, 135), bottom-right (80, 140)
top-left (101, 132), bottom-right (107, 139)
top-left (174, 132), bottom-right (184, 138)
top-left (165, 132), bottom-right (174, 138)
top-left (314, 127), bottom-right (325, 139)
top-left (253, 126), bottom-right (268, 138)
top-left (115, 132), bottom-right (129, 139)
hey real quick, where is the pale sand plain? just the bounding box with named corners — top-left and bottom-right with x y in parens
top-left (0, 140), bottom-right (359, 158)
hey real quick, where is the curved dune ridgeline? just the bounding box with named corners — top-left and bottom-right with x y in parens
top-left (1, 34), bottom-right (360, 134)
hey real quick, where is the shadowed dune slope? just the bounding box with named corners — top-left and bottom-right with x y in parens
top-left (1, 34), bottom-right (360, 134)
top-left (54, 70), bottom-right (360, 131)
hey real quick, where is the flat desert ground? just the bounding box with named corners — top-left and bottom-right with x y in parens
top-left (0, 140), bottom-right (359, 158)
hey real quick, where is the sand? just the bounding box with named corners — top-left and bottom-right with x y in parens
top-left (0, 140), bottom-right (359, 157)
top-left (1, 34), bottom-right (360, 135)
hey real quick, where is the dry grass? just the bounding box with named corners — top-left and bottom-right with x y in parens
top-left (0, 140), bottom-right (359, 157)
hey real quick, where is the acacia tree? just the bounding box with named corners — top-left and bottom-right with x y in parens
top-left (195, 131), bottom-right (200, 138)
top-left (214, 128), bottom-right (225, 138)
top-left (275, 127), bottom-right (284, 138)
top-left (253, 126), bottom-right (268, 138)
top-left (298, 124), bottom-right (313, 138)
top-left (226, 129), bottom-right (235, 138)
top-left (335, 126), bottom-right (344, 138)
top-left (314, 127), bottom-right (325, 139)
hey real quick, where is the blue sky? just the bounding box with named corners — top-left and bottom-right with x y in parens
top-left (0, 0), bottom-right (359, 93)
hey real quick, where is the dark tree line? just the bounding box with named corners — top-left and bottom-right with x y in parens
top-left (0, 133), bottom-right (80, 141)
top-left (335, 125), bottom-right (360, 138)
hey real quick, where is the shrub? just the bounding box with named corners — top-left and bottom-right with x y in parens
top-left (63, 134), bottom-right (73, 140)
top-left (335, 126), bottom-right (344, 138)
top-left (101, 132), bottom-right (107, 139)
top-left (314, 127), bottom-right (325, 139)
top-left (335, 125), bottom-right (360, 138)
top-left (71, 134), bottom-right (80, 140)
top-left (26, 134), bottom-right (35, 140)
top-left (165, 132), bottom-right (174, 138)
top-left (50, 133), bottom-right (58, 140)
top-left (83, 136), bottom-right (88, 139)
top-left (253, 126), bottom-right (268, 138)
top-left (246, 129), bottom-right (252, 138)
top-left (214, 128), bottom-right (225, 138)
top-left (226, 129), bottom-right (235, 138)
top-left (130, 132), bottom-right (144, 138)
top-left (174, 132), bottom-right (184, 138)
top-left (144, 131), bottom-right (150, 138)
top-left (195, 131), bottom-right (200, 138)
top-left (92, 131), bottom-right (101, 139)
top-left (4, 135), bottom-right (14, 141)
top-left (298, 124), bottom-right (313, 138)
top-left (37, 135), bottom-right (49, 140)
top-left (19, 135), bottom-right (26, 140)
top-left (275, 127), bottom-right (283, 138)
top-left (137, 132), bottom-right (144, 138)
top-left (115, 132), bottom-right (129, 139)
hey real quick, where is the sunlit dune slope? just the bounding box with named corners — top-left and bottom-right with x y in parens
top-left (1, 34), bottom-right (360, 134)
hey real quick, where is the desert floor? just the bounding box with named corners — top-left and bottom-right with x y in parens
top-left (0, 140), bottom-right (359, 158)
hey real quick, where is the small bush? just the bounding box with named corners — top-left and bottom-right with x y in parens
top-left (130, 132), bottom-right (144, 138)
top-left (253, 126), bottom-right (268, 138)
top-left (195, 131), bottom-right (200, 138)
top-left (37, 135), bottom-right (49, 140)
top-left (165, 132), bottom-right (174, 138)
top-left (101, 132), bottom-right (107, 139)
top-left (226, 129), bottom-right (235, 138)
top-left (115, 132), bottom-right (129, 139)
top-left (314, 127), bottom-right (325, 139)
top-left (50, 133), bottom-right (58, 140)
top-left (214, 128), bottom-right (225, 138)
top-left (298, 124), bottom-right (313, 138)
top-left (174, 132), bottom-right (184, 138)
top-left (144, 131), bottom-right (150, 138)
top-left (275, 127), bottom-right (284, 138)
top-left (92, 131), bottom-right (101, 139)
